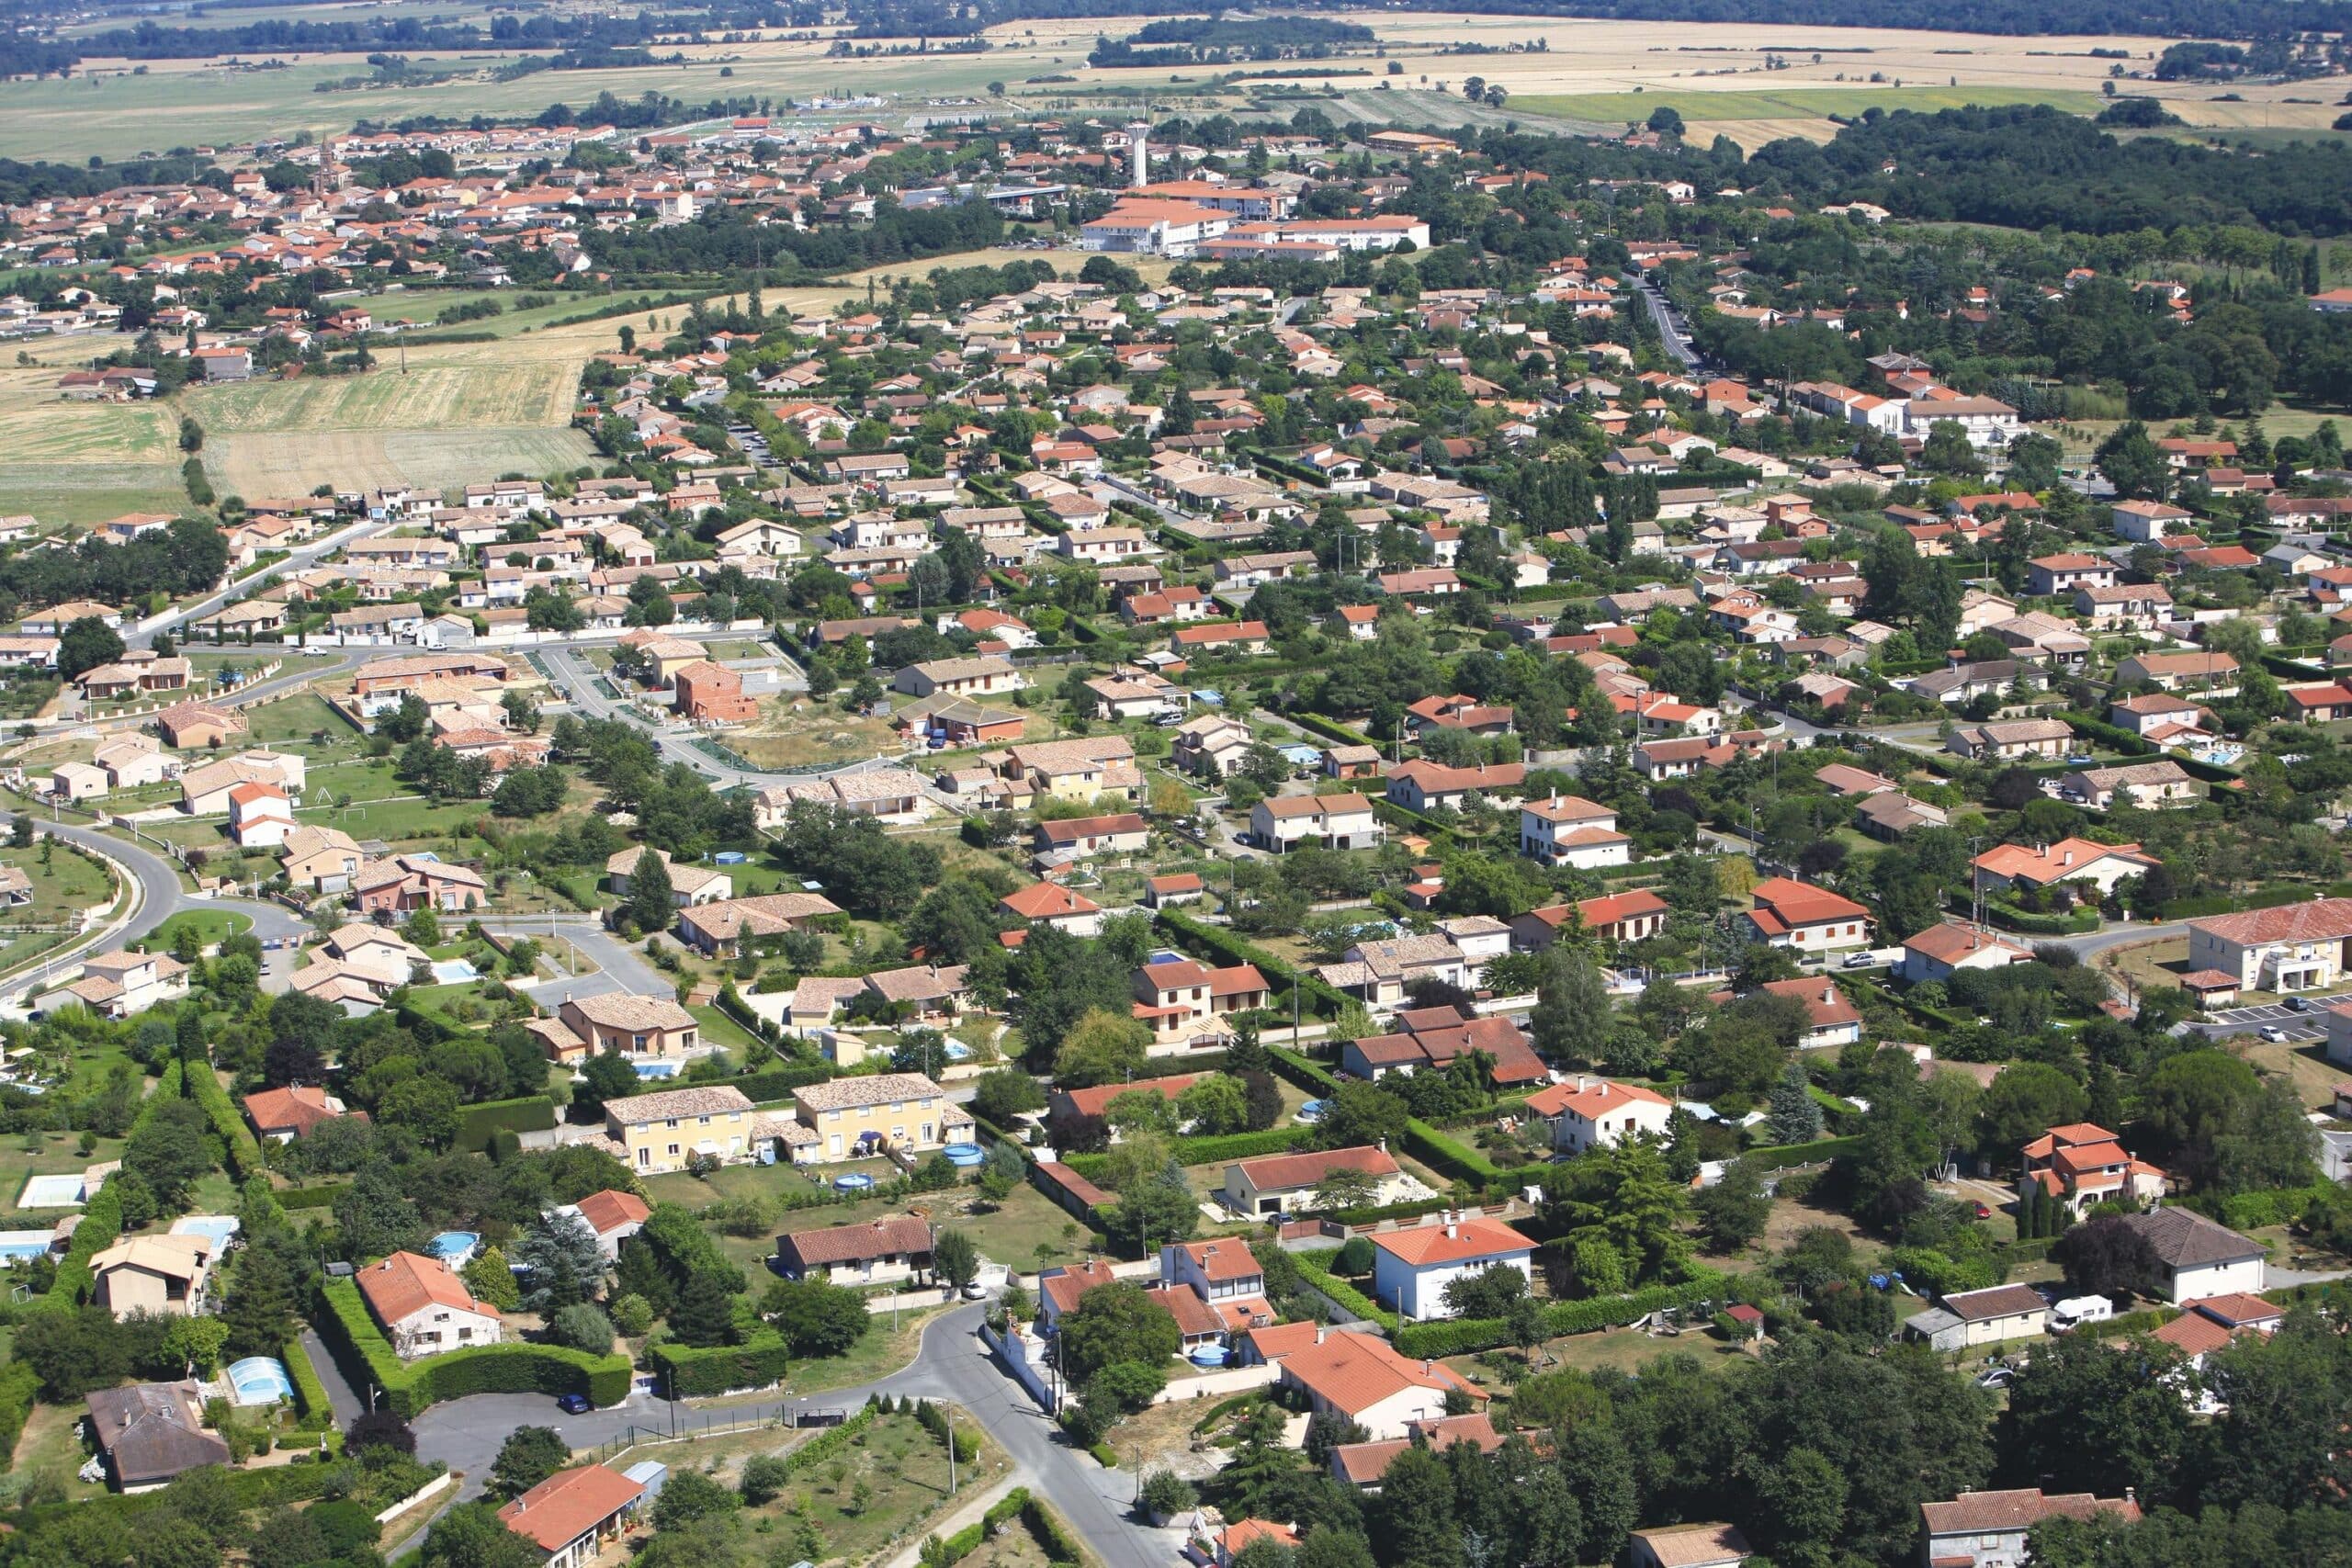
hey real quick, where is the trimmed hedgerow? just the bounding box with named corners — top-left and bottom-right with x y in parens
top-left (647, 1328), bottom-right (790, 1397)
top-left (1391, 1272), bottom-right (1734, 1359)
top-left (315, 1277), bottom-right (630, 1418)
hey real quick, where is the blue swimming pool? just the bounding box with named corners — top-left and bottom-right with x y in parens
top-left (424, 1230), bottom-right (479, 1263)
top-left (227, 1357), bottom-right (292, 1406)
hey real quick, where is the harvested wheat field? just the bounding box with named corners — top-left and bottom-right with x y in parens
top-left (0, 363), bottom-right (187, 525)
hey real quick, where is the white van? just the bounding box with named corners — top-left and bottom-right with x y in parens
top-left (2052, 1295), bottom-right (2113, 1332)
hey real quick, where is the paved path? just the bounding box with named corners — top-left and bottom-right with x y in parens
top-left (130, 521), bottom-right (390, 650)
top-left (1633, 279), bottom-right (1701, 371)
top-left (475, 914), bottom-right (669, 999)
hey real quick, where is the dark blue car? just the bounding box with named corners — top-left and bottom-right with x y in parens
top-left (556, 1393), bottom-right (594, 1415)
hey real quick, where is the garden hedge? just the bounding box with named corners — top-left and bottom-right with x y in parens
top-left (28, 1061), bottom-right (170, 1314)
top-left (1023, 1495), bottom-right (1088, 1567)
top-left (1743, 1134), bottom-right (1864, 1170)
top-left (1291, 1247), bottom-right (1399, 1332)
top-left (454, 1095), bottom-right (558, 1154)
top-left (285, 1337), bottom-right (335, 1431)
top-left (1172, 1126), bottom-right (1315, 1165)
top-left (0, 1360), bottom-right (38, 1461)
top-left (1401, 1120), bottom-right (1500, 1184)
top-left (775, 1396), bottom-right (881, 1477)
top-left (930, 1486), bottom-right (1035, 1566)
top-left (1390, 1271), bottom-right (1732, 1359)
top-left (1154, 908), bottom-right (1350, 1020)
top-left (2186, 1181), bottom-right (2332, 1230)
top-left (183, 1060), bottom-right (266, 1181)
top-left (1267, 1046), bottom-right (1341, 1096)
top-left (736, 1062), bottom-right (840, 1102)
top-left (277, 1183), bottom-right (345, 1211)
top-left (647, 1328), bottom-right (791, 1397)
top-left (316, 1278), bottom-right (631, 1418)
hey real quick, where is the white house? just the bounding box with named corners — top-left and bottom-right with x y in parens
top-left (1919, 1489), bottom-right (2140, 1568)
top-left (1276, 1326), bottom-right (1488, 1440)
top-left (354, 1251), bottom-right (503, 1359)
top-left (1370, 1214), bottom-right (1536, 1321)
top-left (1517, 795), bottom-right (1630, 869)
top-left (2120, 1209), bottom-right (2266, 1305)
top-left (1523, 1077), bottom-right (1674, 1155)
top-left (2187, 899), bottom-right (2352, 995)
top-left (1898, 922), bottom-right (2032, 985)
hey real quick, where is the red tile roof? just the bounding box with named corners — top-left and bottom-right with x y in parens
top-left (498, 1465), bottom-right (645, 1551)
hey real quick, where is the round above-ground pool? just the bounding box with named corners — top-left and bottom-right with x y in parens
top-left (942, 1142), bottom-right (985, 1168)
top-left (833, 1172), bottom-right (876, 1193)
top-left (1295, 1099), bottom-right (1329, 1124)
top-left (226, 1357), bottom-right (293, 1406)
top-left (1190, 1344), bottom-right (1230, 1368)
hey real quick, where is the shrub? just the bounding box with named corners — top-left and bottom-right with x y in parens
top-left (647, 1327), bottom-right (791, 1398)
top-left (1332, 1236), bottom-right (1375, 1275)
top-left (739, 1454), bottom-right (794, 1506)
top-left (1139, 1469), bottom-right (1196, 1517)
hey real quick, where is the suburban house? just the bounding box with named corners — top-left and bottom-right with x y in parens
top-left (1130, 956), bottom-right (1272, 1047)
top-left (2057, 761), bottom-right (2199, 811)
top-left (1370, 1213), bottom-right (1537, 1320)
top-left (1510, 889), bottom-right (1672, 950)
top-left (1248, 793), bottom-right (1382, 852)
top-left (243, 1084), bottom-right (360, 1142)
top-left (60, 949), bottom-right (190, 1019)
top-left (1918, 1490), bottom-right (2140, 1568)
top-left (1001, 880), bottom-right (1106, 936)
top-left (497, 1465), bottom-right (648, 1568)
top-left (1970, 838), bottom-right (2158, 897)
top-left (85, 1382), bottom-right (231, 1492)
top-left (1277, 1325), bottom-right (1488, 1440)
top-left (1524, 1077), bottom-right (1675, 1154)
top-left (1383, 761), bottom-right (1524, 814)
top-left (1903, 1283), bottom-right (2052, 1350)
top-left (1947, 718), bottom-right (2075, 761)
top-left (1340, 1009), bottom-right (1547, 1089)
top-left (2187, 898), bottom-right (2352, 994)
top-left (673, 891), bottom-right (846, 957)
top-left (1035, 813), bottom-right (1151, 862)
top-left (1222, 1145), bottom-right (1408, 1218)
top-left (603, 1085), bottom-right (759, 1174)
top-left (1327, 1413), bottom-right (1505, 1491)
top-left (526, 993), bottom-right (701, 1064)
top-left (773, 1216), bottom-right (935, 1285)
top-left (90, 1235), bottom-right (217, 1321)
top-left (1317, 931), bottom-right (1483, 1010)
top-left (1742, 877), bottom-right (1872, 952)
top-left (1517, 795), bottom-right (1630, 868)
top-left (1899, 922), bottom-right (2031, 985)
top-left (552, 1190), bottom-right (651, 1261)
top-left (893, 655), bottom-right (1027, 699)
top-left (2119, 1209), bottom-right (2266, 1304)
top-left (356, 1251), bottom-right (503, 1358)
top-left (1627, 1525), bottom-right (1753, 1568)
top-left (789, 1073), bottom-right (970, 1161)
top-left (605, 846), bottom-right (733, 907)
top-left (1753, 976), bottom-right (1865, 1049)
top-left (2019, 1122), bottom-right (2168, 1218)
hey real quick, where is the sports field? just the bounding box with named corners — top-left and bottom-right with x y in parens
top-left (0, 12), bottom-right (2326, 163)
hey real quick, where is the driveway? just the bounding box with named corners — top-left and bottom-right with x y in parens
top-left (2189, 1001), bottom-right (2327, 1043)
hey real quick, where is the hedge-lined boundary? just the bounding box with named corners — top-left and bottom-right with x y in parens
top-left (0, 1359), bottom-right (38, 1462)
top-left (1292, 1247), bottom-right (1399, 1331)
top-left (1391, 1271), bottom-right (1733, 1359)
top-left (1023, 1495), bottom-right (1087, 1565)
top-left (29, 1062), bottom-right (178, 1314)
top-left (648, 1328), bottom-right (790, 1397)
top-left (278, 1183), bottom-right (345, 1211)
top-left (735, 1059), bottom-right (841, 1100)
top-left (776, 1396), bottom-right (881, 1476)
top-left (285, 1337), bottom-right (335, 1431)
top-left (1063, 1125), bottom-right (1313, 1180)
top-left (315, 1277), bottom-right (631, 1418)
top-left (184, 1062), bottom-right (266, 1180)
top-left (1745, 1134), bottom-right (1864, 1170)
top-left (1155, 908), bottom-right (1350, 1021)
top-left (928, 1485), bottom-right (1035, 1566)
top-left (455, 1095), bottom-right (557, 1154)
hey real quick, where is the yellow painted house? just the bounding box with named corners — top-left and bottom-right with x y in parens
top-left (791, 1072), bottom-right (973, 1160)
top-left (603, 1084), bottom-right (758, 1174)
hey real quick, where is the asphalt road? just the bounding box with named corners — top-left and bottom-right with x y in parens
top-left (1634, 279), bottom-right (1702, 370)
top-left (129, 520), bottom-right (390, 650)
top-left (402, 1306), bottom-right (1173, 1568)
top-left (2188, 999), bottom-right (2328, 1043)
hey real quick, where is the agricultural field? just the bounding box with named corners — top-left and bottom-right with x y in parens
top-left (0, 12), bottom-right (2305, 164)
top-left (0, 361), bottom-right (188, 525)
top-left (188, 349), bottom-right (594, 500)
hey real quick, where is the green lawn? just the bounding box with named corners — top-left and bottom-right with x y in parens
top-left (688, 1003), bottom-right (763, 1055)
top-left (0, 840), bottom-right (117, 977)
top-left (243, 692), bottom-right (356, 746)
top-left (727, 1406), bottom-right (1010, 1556)
top-left (140, 907), bottom-right (253, 954)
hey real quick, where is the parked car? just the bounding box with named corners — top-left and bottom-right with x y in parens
top-left (2260, 1026), bottom-right (2290, 1042)
top-left (556, 1393), bottom-right (594, 1414)
top-left (1973, 1367), bottom-right (2017, 1390)
top-left (2284, 996), bottom-right (2310, 1012)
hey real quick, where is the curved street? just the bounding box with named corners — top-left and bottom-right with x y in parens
top-left (400, 1306), bottom-right (1171, 1568)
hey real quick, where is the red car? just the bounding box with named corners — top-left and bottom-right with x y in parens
top-left (1973, 1202), bottom-right (1993, 1220)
